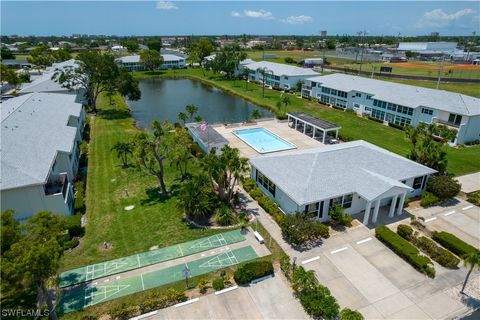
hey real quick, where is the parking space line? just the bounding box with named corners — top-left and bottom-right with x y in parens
top-left (330, 247), bottom-right (348, 254)
top-left (444, 211), bottom-right (455, 216)
top-left (424, 217), bottom-right (437, 223)
top-left (356, 237), bottom-right (372, 245)
top-left (215, 285), bottom-right (238, 295)
top-left (174, 298), bottom-right (199, 308)
top-left (301, 256), bottom-right (320, 264)
top-left (462, 205), bottom-right (474, 211)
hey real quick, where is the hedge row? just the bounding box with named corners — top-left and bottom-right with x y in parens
top-left (242, 178), bottom-right (284, 223)
top-left (376, 226), bottom-right (435, 278)
top-left (234, 261), bottom-right (274, 285)
top-left (432, 231), bottom-right (479, 259)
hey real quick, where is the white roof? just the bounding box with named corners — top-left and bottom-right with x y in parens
top-left (1, 93), bottom-right (82, 190)
top-left (250, 140), bottom-right (436, 205)
top-left (19, 59), bottom-right (78, 94)
top-left (117, 54), bottom-right (185, 64)
top-left (245, 61), bottom-right (320, 77)
top-left (306, 73), bottom-right (480, 116)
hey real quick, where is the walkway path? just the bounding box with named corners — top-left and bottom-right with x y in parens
top-left (456, 172), bottom-right (480, 193)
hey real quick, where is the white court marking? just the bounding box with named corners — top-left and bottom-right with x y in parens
top-left (302, 256), bottom-right (320, 264)
top-left (444, 211), bottom-right (455, 216)
top-left (331, 247), bottom-right (348, 254)
top-left (116, 276), bottom-right (121, 280)
top-left (462, 205), bottom-right (474, 211)
top-left (356, 237), bottom-right (372, 245)
top-left (140, 274), bottom-right (145, 290)
top-left (424, 217), bottom-right (437, 223)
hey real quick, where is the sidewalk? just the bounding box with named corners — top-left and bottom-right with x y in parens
top-left (456, 172), bottom-right (480, 193)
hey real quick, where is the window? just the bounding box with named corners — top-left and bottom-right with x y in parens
top-left (329, 194), bottom-right (353, 209)
top-left (321, 87), bottom-right (331, 94)
top-left (366, 95), bottom-right (373, 100)
top-left (413, 176), bottom-right (423, 189)
top-left (371, 109), bottom-right (385, 121)
top-left (284, 76), bottom-right (288, 80)
top-left (355, 92), bottom-right (362, 97)
top-left (448, 113), bottom-right (462, 126)
top-left (421, 108), bottom-right (433, 115)
top-left (305, 202), bottom-right (319, 215)
top-left (256, 170), bottom-right (276, 196)
top-left (311, 82), bottom-right (316, 87)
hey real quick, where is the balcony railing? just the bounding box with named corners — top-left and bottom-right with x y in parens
top-left (44, 173), bottom-right (68, 198)
top-left (432, 118), bottom-right (460, 128)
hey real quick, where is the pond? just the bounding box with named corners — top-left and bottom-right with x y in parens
top-left (127, 78), bottom-right (272, 129)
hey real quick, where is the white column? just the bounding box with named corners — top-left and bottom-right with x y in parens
top-left (397, 192), bottom-right (406, 216)
top-left (335, 129), bottom-right (339, 138)
top-left (372, 199), bottom-right (381, 223)
top-left (322, 130), bottom-right (326, 143)
top-left (295, 119), bottom-right (298, 130)
top-left (312, 127), bottom-right (316, 138)
top-left (388, 195), bottom-right (398, 218)
top-left (363, 201), bottom-right (372, 225)
top-left (303, 122), bottom-right (306, 134)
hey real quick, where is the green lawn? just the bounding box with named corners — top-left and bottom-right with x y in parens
top-left (60, 94), bottom-right (222, 271)
top-left (134, 68), bottom-right (480, 176)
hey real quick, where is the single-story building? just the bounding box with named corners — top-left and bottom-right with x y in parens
top-left (1, 92), bottom-right (86, 220)
top-left (116, 54), bottom-right (186, 71)
top-left (302, 73), bottom-right (480, 145)
top-left (242, 61), bottom-right (320, 90)
top-left (249, 140), bottom-right (436, 225)
top-left (186, 122), bottom-right (228, 155)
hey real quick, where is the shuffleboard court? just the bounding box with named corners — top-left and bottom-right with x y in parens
top-left (60, 229), bottom-right (245, 288)
top-left (59, 245), bottom-right (258, 314)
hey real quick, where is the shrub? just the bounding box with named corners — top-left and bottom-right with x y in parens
top-left (340, 308), bottom-right (364, 320)
top-left (298, 285), bottom-right (339, 320)
top-left (212, 277), bottom-right (225, 291)
top-left (465, 139), bottom-right (480, 146)
top-left (467, 191), bottom-right (480, 206)
top-left (63, 237), bottom-right (80, 250)
top-left (388, 122), bottom-right (405, 131)
top-left (242, 178), bottom-right (256, 192)
top-left (74, 181), bottom-right (85, 213)
top-left (420, 192), bottom-right (439, 207)
top-left (142, 288), bottom-right (186, 312)
top-left (328, 204), bottom-right (345, 223)
top-left (375, 226), bottom-right (435, 278)
top-left (397, 224), bottom-right (414, 241)
top-left (234, 260), bottom-right (274, 285)
top-left (277, 112), bottom-right (288, 120)
top-left (108, 303), bottom-right (139, 320)
top-left (197, 278), bottom-right (208, 294)
top-left (404, 197), bottom-right (411, 207)
top-left (414, 236), bottom-right (460, 269)
top-left (338, 133), bottom-right (353, 142)
top-left (215, 205), bottom-right (238, 226)
top-left (284, 57), bottom-right (296, 64)
top-left (280, 212), bottom-right (329, 246)
top-left (432, 231), bottom-right (479, 259)
top-left (427, 175), bottom-right (461, 200)
top-left (65, 214), bottom-right (85, 238)
top-left (341, 214), bottom-right (353, 227)
top-left (368, 116), bottom-right (383, 123)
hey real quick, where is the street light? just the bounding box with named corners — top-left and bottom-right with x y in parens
top-left (182, 264), bottom-right (190, 289)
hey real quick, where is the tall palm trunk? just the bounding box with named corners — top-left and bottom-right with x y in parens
top-left (461, 265), bottom-right (473, 294)
top-left (37, 283), bottom-right (58, 320)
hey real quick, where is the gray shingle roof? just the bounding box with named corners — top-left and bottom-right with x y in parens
top-left (245, 61), bottom-right (320, 77)
top-left (1, 93), bottom-right (82, 190)
top-left (306, 74), bottom-right (480, 116)
top-left (19, 59), bottom-right (78, 94)
top-left (250, 140), bottom-right (436, 205)
top-left (117, 54), bottom-right (186, 64)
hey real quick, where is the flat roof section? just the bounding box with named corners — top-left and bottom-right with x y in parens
top-left (287, 112), bottom-right (340, 130)
top-left (186, 123), bottom-right (229, 154)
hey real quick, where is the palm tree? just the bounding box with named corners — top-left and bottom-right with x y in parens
top-left (194, 115), bottom-right (203, 122)
top-left (461, 251), bottom-right (480, 294)
top-left (242, 67), bottom-right (250, 91)
top-left (177, 173), bottom-right (215, 220)
top-left (291, 266), bottom-right (318, 293)
top-left (111, 142), bottom-right (133, 168)
top-left (257, 67), bottom-right (272, 98)
top-left (280, 94), bottom-right (291, 113)
top-left (250, 109), bottom-right (262, 120)
top-left (185, 104), bottom-right (199, 122)
top-left (178, 112), bottom-right (188, 126)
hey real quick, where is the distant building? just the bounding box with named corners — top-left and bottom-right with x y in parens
top-left (430, 32), bottom-right (440, 37)
top-left (320, 31), bottom-right (327, 37)
top-left (302, 73), bottom-right (480, 145)
top-left (243, 61), bottom-right (320, 90)
top-left (397, 42), bottom-right (457, 54)
top-left (0, 92), bottom-right (86, 220)
top-left (115, 54), bottom-right (187, 71)
top-left (111, 45), bottom-right (126, 52)
top-left (303, 58), bottom-right (324, 68)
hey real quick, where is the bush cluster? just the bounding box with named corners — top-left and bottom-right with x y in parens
top-left (234, 260), bottom-right (274, 285)
top-left (329, 204), bottom-right (353, 226)
top-left (414, 236), bottom-right (460, 269)
top-left (242, 178), bottom-right (284, 223)
top-left (340, 308), bottom-right (365, 320)
top-left (368, 116), bottom-right (384, 123)
top-left (465, 139), bottom-right (480, 146)
top-left (284, 57), bottom-right (296, 64)
top-left (280, 212), bottom-right (329, 246)
top-left (388, 122), bottom-right (405, 131)
top-left (420, 192), bottom-right (439, 208)
top-left (108, 288), bottom-right (185, 320)
top-left (397, 224), bottom-right (414, 241)
top-left (432, 231), bottom-right (479, 259)
top-left (467, 191), bottom-right (480, 206)
top-left (215, 205), bottom-right (238, 226)
top-left (427, 175), bottom-right (461, 200)
top-left (338, 133), bottom-right (353, 142)
top-left (376, 226), bottom-right (435, 278)
top-left (212, 277), bottom-right (225, 291)
top-left (74, 181), bottom-right (86, 213)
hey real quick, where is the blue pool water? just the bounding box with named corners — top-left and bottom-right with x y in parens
top-left (233, 128), bottom-right (296, 154)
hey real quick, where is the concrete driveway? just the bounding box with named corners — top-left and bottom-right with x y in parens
top-left (456, 172), bottom-right (480, 193)
top-left (142, 275), bottom-right (308, 320)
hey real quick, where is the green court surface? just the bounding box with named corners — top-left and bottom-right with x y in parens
top-left (60, 229), bottom-right (245, 288)
top-left (58, 245), bottom-right (258, 314)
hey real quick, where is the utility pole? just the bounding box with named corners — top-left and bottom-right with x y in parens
top-left (359, 30), bottom-right (367, 73)
top-left (436, 57), bottom-right (444, 89)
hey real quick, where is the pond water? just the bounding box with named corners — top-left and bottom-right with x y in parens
top-left (127, 78), bottom-right (272, 129)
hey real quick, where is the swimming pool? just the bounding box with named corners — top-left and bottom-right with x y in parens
top-left (233, 128), bottom-right (296, 154)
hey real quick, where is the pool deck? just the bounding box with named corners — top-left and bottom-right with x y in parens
top-left (213, 119), bottom-right (324, 158)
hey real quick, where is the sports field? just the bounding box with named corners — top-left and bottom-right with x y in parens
top-left (59, 245), bottom-right (258, 313)
top-left (60, 230), bottom-right (245, 288)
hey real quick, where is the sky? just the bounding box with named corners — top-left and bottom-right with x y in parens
top-left (1, 1), bottom-right (479, 36)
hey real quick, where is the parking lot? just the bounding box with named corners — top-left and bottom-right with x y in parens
top-left (141, 275), bottom-right (307, 320)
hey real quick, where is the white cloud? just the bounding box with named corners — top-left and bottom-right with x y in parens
top-left (156, 1), bottom-right (178, 10)
top-left (283, 15), bottom-right (313, 25)
top-left (231, 11), bottom-right (241, 18)
top-left (243, 9), bottom-right (274, 20)
top-left (417, 8), bottom-right (475, 27)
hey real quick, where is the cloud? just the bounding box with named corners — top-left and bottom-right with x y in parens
top-left (417, 8), bottom-right (475, 27)
top-left (231, 11), bottom-right (241, 17)
top-left (243, 9), bottom-right (275, 20)
top-left (156, 1), bottom-right (177, 10)
top-left (282, 15), bottom-right (313, 25)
